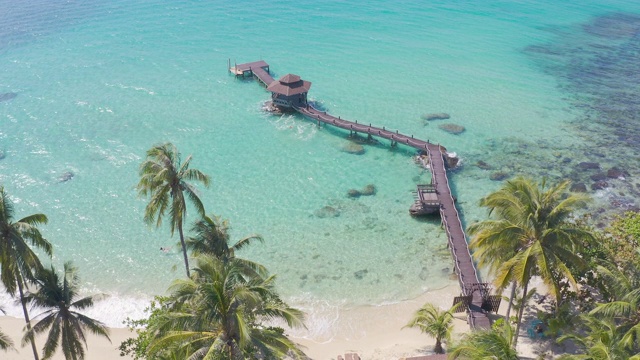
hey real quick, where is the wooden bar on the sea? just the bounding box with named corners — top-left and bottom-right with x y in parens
top-left (229, 60), bottom-right (493, 330)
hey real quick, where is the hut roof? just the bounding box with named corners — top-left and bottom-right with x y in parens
top-left (267, 73), bottom-right (311, 96)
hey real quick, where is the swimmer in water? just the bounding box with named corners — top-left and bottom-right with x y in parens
top-left (160, 247), bottom-right (170, 253)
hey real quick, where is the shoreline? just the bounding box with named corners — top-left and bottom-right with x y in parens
top-left (291, 283), bottom-right (470, 359)
top-left (0, 284), bottom-right (466, 360)
top-left (1, 281), bottom-right (550, 359)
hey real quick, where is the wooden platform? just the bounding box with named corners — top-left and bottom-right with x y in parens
top-left (229, 60), bottom-right (274, 86)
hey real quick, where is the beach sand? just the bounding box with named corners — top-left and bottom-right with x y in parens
top-left (0, 285), bottom-right (462, 360)
top-left (0, 283), bottom-right (546, 359)
top-left (292, 284), bottom-right (469, 359)
top-left (0, 316), bottom-right (135, 360)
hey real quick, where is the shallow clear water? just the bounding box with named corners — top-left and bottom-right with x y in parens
top-left (1, 0), bottom-right (640, 333)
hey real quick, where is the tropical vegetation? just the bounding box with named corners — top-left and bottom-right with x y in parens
top-left (147, 256), bottom-right (305, 359)
top-left (448, 319), bottom-right (518, 360)
top-left (404, 302), bottom-right (458, 354)
top-left (137, 142), bottom-right (211, 277)
top-left (23, 262), bottom-right (110, 360)
top-left (0, 307), bottom-right (14, 352)
top-left (0, 185), bottom-right (52, 360)
top-left (468, 177), bottom-right (593, 347)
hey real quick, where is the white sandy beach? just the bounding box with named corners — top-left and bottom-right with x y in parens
top-left (0, 282), bottom-right (548, 360)
top-left (0, 285), bottom-right (462, 360)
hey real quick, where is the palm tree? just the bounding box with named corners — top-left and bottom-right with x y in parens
top-left (186, 214), bottom-right (267, 277)
top-left (0, 329), bottom-right (13, 352)
top-left (558, 314), bottom-right (640, 360)
top-left (0, 186), bottom-right (52, 360)
top-left (448, 319), bottom-right (518, 360)
top-left (589, 262), bottom-right (640, 350)
top-left (404, 302), bottom-right (458, 354)
top-left (0, 307), bottom-right (14, 352)
top-left (22, 262), bottom-right (110, 360)
top-left (137, 142), bottom-right (211, 277)
top-left (467, 177), bottom-right (592, 347)
top-left (148, 256), bottom-right (305, 360)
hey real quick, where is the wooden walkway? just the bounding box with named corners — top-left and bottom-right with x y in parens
top-left (231, 60), bottom-right (491, 329)
top-left (294, 104), bottom-right (434, 151)
top-left (229, 60), bottom-right (274, 87)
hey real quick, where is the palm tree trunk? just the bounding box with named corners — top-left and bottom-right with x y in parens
top-left (177, 221), bottom-right (191, 277)
top-left (434, 338), bottom-right (444, 354)
top-left (505, 282), bottom-right (517, 322)
top-left (512, 280), bottom-right (529, 349)
top-left (17, 277), bottom-right (40, 360)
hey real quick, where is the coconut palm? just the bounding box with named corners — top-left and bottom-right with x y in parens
top-left (0, 328), bottom-right (13, 352)
top-left (558, 314), bottom-right (640, 360)
top-left (22, 262), bottom-right (110, 360)
top-left (448, 319), bottom-right (518, 360)
top-left (467, 177), bottom-right (592, 347)
top-left (468, 218), bottom-right (520, 322)
top-left (404, 302), bottom-right (459, 354)
top-left (589, 262), bottom-right (640, 350)
top-left (0, 307), bottom-right (14, 352)
top-left (148, 256), bottom-right (305, 360)
top-left (186, 214), bottom-right (267, 277)
top-left (0, 186), bottom-right (51, 359)
top-left (137, 142), bottom-right (211, 277)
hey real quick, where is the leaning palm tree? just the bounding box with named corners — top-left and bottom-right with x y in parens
top-left (186, 214), bottom-right (267, 277)
top-left (468, 218), bottom-right (521, 322)
top-left (404, 302), bottom-right (458, 354)
top-left (22, 262), bottom-right (110, 360)
top-left (448, 319), bottom-right (518, 360)
top-left (137, 142), bottom-right (211, 277)
top-left (148, 256), bottom-right (305, 360)
top-left (468, 177), bottom-right (592, 347)
top-left (0, 186), bottom-right (51, 360)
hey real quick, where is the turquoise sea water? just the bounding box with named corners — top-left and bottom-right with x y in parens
top-left (2, 0), bottom-right (640, 336)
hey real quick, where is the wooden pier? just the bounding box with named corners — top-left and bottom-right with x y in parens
top-left (229, 60), bottom-right (274, 87)
top-left (230, 60), bottom-right (492, 329)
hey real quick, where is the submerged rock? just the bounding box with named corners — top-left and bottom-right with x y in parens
top-left (341, 142), bottom-right (365, 155)
top-left (354, 269), bottom-right (368, 280)
top-left (590, 172), bottom-right (607, 182)
top-left (58, 171), bottom-right (74, 183)
top-left (0, 92), bottom-right (17, 103)
top-left (438, 123), bottom-right (465, 135)
top-left (475, 160), bottom-right (492, 170)
top-left (361, 184), bottom-right (377, 196)
top-left (570, 183), bottom-right (588, 193)
top-left (314, 206), bottom-right (340, 218)
top-left (348, 184), bottom-right (377, 198)
top-left (490, 171), bottom-right (509, 181)
top-left (578, 162), bottom-right (600, 170)
top-left (422, 113), bottom-right (450, 121)
top-left (591, 180), bottom-right (609, 190)
top-left (607, 167), bottom-right (625, 179)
